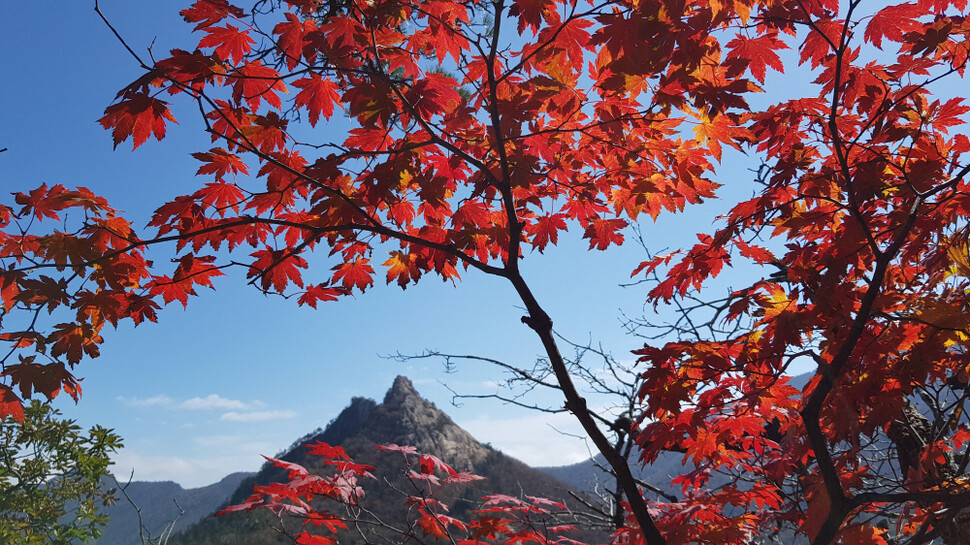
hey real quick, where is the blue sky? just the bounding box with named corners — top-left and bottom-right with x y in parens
top-left (1, 2), bottom-right (767, 488)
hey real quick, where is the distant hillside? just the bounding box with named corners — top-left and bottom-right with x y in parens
top-left (169, 376), bottom-right (603, 545)
top-left (536, 450), bottom-right (688, 502)
top-left (94, 472), bottom-right (254, 545)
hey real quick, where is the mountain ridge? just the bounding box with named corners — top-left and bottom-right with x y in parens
top-left (164, 376), bottom-right (603, 545)
top-left (94, 471), bottom-right (256, 545)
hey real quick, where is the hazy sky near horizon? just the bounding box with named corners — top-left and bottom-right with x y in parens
top-left (2, 2), bottom-right (772, 488)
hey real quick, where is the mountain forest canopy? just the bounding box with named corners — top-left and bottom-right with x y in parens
top-left (2, 0), bottom-right (970, 543)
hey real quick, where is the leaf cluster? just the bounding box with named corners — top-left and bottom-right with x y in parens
top-left (0, 400), bottom-right (122, 544)
top-left (218, 441), bottom-right (584, 545)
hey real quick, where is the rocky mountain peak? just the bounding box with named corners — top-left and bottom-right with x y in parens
top-left (383, 375), bottom-right (419, 406)
top-left (366, 376), bottom-right (489, 471)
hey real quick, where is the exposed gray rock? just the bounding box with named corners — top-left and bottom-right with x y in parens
top-left (360, 376), bottom-right (490, 471)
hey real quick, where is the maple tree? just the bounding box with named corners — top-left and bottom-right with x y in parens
top-left (2, 0), bottom-right (970, 543)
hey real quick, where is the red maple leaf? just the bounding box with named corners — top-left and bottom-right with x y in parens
top-left (404, 73), bottom-right (461, 119)
top-left (331, 259), bottom-right (374, 292)
top-left (248, 248), bottom-right (308, 292)
top-left (416, 511), bottom-right (449, 540)
top-left (0, 385), bottom-right (25, 422)
top-left (418, 453), bottom-right (457, 476)
top-left (3, 359), bottom-right (81, 401)
top-left (865, 3), bottom-right (923, 49)
top-left (148, 275), bottom-right (192, 307)
top-left (528, 213), bottom-right (567, 252)
top-left (192, 147), bottom-right (249, 181)
top-left (383, 251), bottom-right (421, 288)
top-left (297, 284), bottom-right (342, 308)
top-left (49, 324), bottom-right (102, 365)
top-left (263, 455), bottom-right (310, 478)
top-left (229, 61), bottom-right (285, 110)
top-left (317, 16), bottom-right (365, 60)
top-left (192, 183), bottom-right (244, 215)
top-left (583, 218), bottom-right (626, 250)
top-left (692, 113), bottom-right (741, 161)
top-left (293, 76), bottom-right (341, 126)
top-left (735, 240), bottom-right (776, 264)
top-left (99, 93), bottom-right (178, 150)
top-left (509, 0), bottom-right (557, 34)
top-left (304, 441), bottom-right (351, 460)
top-left (15, 184), bottom-right (69, 221)
top-left (0, 271), bottom-right (22, 313)
top-left (180, 0), bottom-right (245, 31)
top-left (126, 295), bottom-right (161, 326)
top-left (274, 12), bottom-right (317, 70)
top-left (294, 534), bottom-right (336, 545)
top-left (726, 32), bottom-right (788, 84)
top-left (197, 24), bottom-right (254, 63)
top-left (799, 19), bottom-right (844, 69)
top-left (241, 112), bottom-right (289, 153)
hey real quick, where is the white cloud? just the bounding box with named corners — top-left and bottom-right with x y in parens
top-left (179, 394), bottom-right (249, 411)
top-left (220, 410), bottom-right (298, 422)
top-left (117, 394), bottom-right (174, 407)
top-left (118, 393), bottom-right (258, 412)
top-left (111, 446), bottom-right (272, 488)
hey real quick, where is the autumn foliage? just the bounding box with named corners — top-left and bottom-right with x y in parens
top-left (4, 0), bottom-right (970, 543)
top-left (216, 442), bottom-right (584, 545)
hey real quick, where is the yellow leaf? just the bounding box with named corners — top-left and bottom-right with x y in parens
top-left (947, 240), bottom-right (970, 277)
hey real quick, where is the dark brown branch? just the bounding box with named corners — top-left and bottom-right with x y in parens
top-left (508, 270), bottom-right (666, 545)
